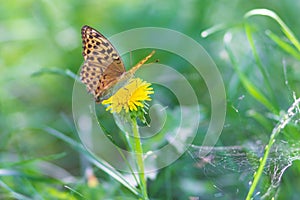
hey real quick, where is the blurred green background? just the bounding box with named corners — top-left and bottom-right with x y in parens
top-left (1, 0), bottom-right (300, 199)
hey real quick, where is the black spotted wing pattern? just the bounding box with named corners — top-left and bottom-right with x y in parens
top-left (80, 25), bottom-right (125, 102)
top-left (80, 25), bottom-right (155, 102)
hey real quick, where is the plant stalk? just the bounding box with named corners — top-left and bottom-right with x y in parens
top-left (131, 118), bottom-right (148, 200)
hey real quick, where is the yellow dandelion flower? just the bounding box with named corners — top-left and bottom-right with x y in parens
top-left (102, 78), bottom-right (154, 114)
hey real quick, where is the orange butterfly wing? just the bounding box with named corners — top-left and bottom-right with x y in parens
top-left (80, 25), bottom-right (155, 103)
top-left (80, 25), bottom-right (125, 102)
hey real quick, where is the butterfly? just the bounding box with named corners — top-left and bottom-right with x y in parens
top-left (80, 25), bottom-right (155, 103)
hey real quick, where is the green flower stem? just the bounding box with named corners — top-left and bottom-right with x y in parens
top-left (131, 118), bottom-right (148, 200)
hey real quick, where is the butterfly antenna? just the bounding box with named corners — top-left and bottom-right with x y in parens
top-left (129, 50), bottom-right (155, 74)
top-left (130, 50), bottom-right (133, 66)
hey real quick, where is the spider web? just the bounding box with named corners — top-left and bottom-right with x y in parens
top-left (187, 97), bottom-right (300, 199)
top-left (188, 141), bottom-right (300, 183)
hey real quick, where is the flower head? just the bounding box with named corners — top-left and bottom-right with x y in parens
top-left (102, 78), bottom-right (154, 114)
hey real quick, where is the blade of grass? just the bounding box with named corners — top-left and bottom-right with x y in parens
top-left (43, 127), bottom-right (142, 197)
top-left (31, 68), bottom-right (80, 81)
top-left (246, 110), bottom-right (273, 131)
top-left (200, 22), bottom-right (244, 38)
top-left (201, 23), bottom-right (228, 38)
top-left (244, 23), bottom-right (276, 104)
top-left (0, 152), bottom-right (66, 168)
top-left (266, 30), bottom-right (300, 60)
top-left (245, 9), bottom-right (300, 52)
top-left (224, 35), bottom-right (277, 113)
top-left (0, 180), bottom-right (32, 200)
top-left (0, 168), bottom-right (71, 184)
top-left (97, 122), bottom-right (140, 188)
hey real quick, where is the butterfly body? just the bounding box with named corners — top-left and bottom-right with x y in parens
top-left (80, 25), bottom-right (154, 103)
